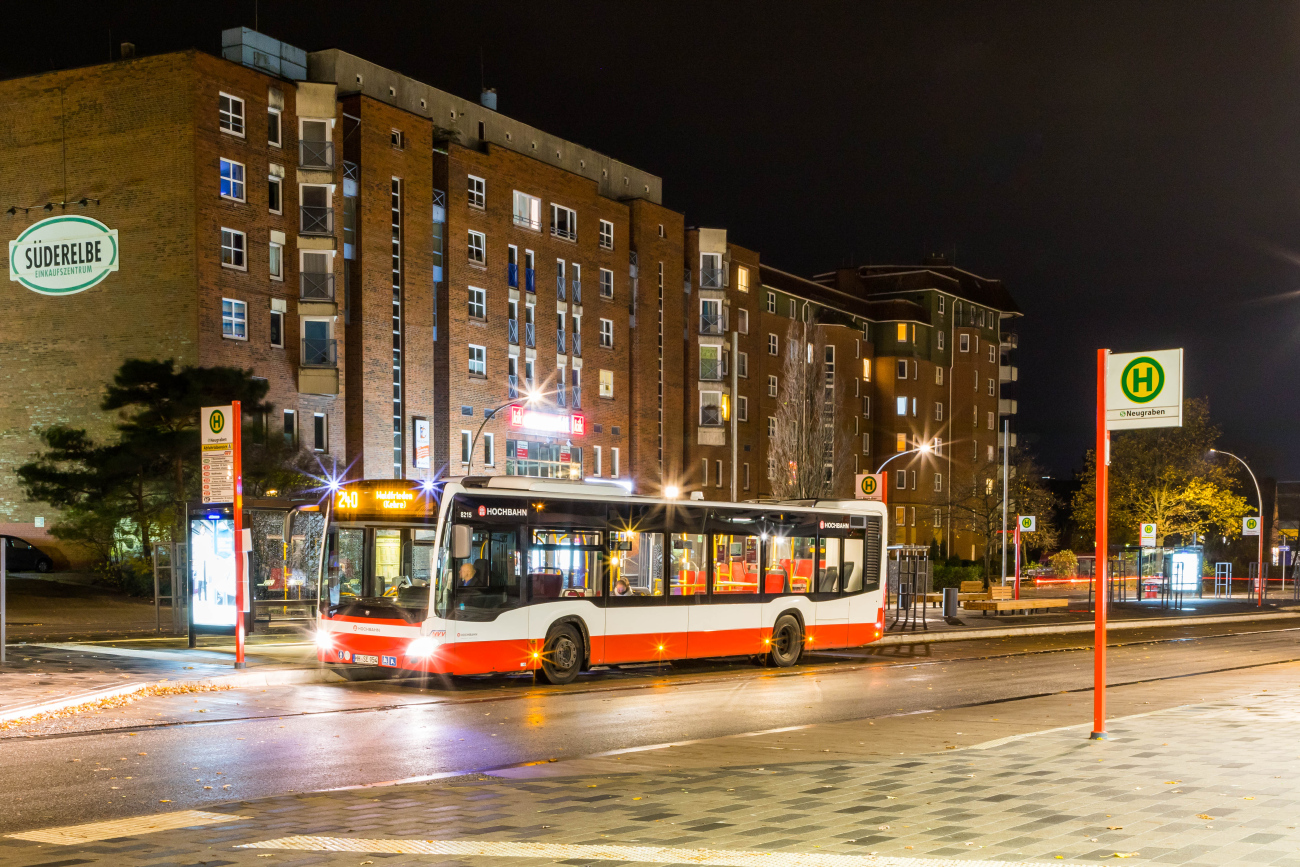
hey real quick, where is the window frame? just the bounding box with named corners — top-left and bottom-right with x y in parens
top-left (599, 268), bottom-right (614, 299)
top-left (737, 308), bottom-right (749, 334)
top-left (599, 318), bottom-right (614, 348)
top-left (268, 175), bottom-right (283, 214)
top-left (218, 92), bottom-right (245, 137)
top-left (269, 240), bottom-right (283, 281)
top-left (220, 228), bottom-right (247, 270)
top-left (598, 219), bottom-right (614, 250)
top-left (468, 286), bottom-right (487, 320)
top-left (219, 158), bottom-right (246, 202)
top-left (468, 344), bottom-right (487, 377)
top-left (467, 175), bottom-right (486, 209)
top-left (766, 291), bottom-right (776, 313)
top-left (221, 297), bottom-right (247, 341)
top-left (959, 333), bottom-right (970, 352)
top-left (467, 230), bottom-right (486, 265)
top-left (767, 375), bottom-right (778, 397)
top-left (267, 107), bottom-right (282, 147)
top-left (313, 413), bottom-right (328, 453)
top-left (550, 203), bottom-right (577, 241)
top-left (767, 333), bottom-right (778, 355)
top-left (599, 368), bottom-right (614, 398)
top-left (270, 309), bottom-right (284, 347)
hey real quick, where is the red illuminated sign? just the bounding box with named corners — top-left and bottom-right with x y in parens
top-left (506, 405), bottom-right (585, 436)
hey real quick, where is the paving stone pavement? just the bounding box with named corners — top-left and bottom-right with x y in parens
top-left (5, 681), bottom-right (1300, 866)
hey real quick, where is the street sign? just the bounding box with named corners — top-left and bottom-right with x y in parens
top-left (1105, 349), bottom-right (1183, 430)
top-left (1140, 523), bottom-right (1157, 547)
top-left (200, 406), bottom-right (235, 504)
top-left (854, 473), bottom-right (886, 502)
top-left (1018, 515), bottom-right (1036, 532)
top-left (1244, 516), bottom-right (1261, 536)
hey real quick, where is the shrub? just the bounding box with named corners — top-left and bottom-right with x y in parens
top-left (932, 560), bottom-right (984, 589)
top-left (1049, 550), bottom-right (1079, 578)
top-left (99, 556), bottom-right (155, 597)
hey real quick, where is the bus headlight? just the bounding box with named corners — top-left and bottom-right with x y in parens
top-left (406, 636), bottom-right (437, 659)
top-left (314, 630), bottom-right (334, 652)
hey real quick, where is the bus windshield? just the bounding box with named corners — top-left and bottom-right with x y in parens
top-left (324, 526), bottom-right (435, 612)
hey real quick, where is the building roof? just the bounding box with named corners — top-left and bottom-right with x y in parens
top-left (851, 262), bottom-right (1022, 316)
top-left (759, 264), bottom-right (930, 326)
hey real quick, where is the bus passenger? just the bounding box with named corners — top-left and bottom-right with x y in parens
top-left (614, 577), bottom-right (631, 596)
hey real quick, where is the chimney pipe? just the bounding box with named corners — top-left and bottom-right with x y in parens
top-left (480, 88), bottom-right (497, 111)
top-left (120, 42), bottom-right (135, 59)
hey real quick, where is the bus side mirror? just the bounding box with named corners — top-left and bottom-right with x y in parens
top-left (451, 524), bottom-right (472, 560)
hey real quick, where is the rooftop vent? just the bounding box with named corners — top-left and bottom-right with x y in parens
top-left (120, 42), bottom-right (136, 59)
top-left (221, 27), bottom-right (306, 81)
top-left (480, 88), bottom-right (497, 111)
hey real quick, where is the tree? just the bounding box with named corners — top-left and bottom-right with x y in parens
top-left (1071, 398), bottom-right (1250, 545)
top-left (241, 420), bottom-right (323, 498)
top-left (768, 321), bottom-right (851, 500)
top-left (945, 448), bottom-right (1058, 583)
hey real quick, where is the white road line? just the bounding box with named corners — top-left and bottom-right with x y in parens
top-left (237, 836), bottom-right (1069, 866)
top-left (7, 809), bottom-right (245, 844)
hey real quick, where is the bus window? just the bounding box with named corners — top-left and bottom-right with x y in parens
top-left (817, 537), bottom-right (842, 592)
top-left (529, 530), bottom-right (604, 599)
top-left (611, 532), bottom-right (664, 597)
top-left (764, 534), bottom-right (817, 594)
top-left (325, 528), bottom-right (365, 603)
top-left (713, 534), bottom-right (759, 595)
top-left (450, 528), bottom-right (521, 618)
top-left (669, 533), bottom-right (707, 595)
top-left (843, 536), bottom-right (864, 592)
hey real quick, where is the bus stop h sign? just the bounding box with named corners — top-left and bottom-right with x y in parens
top-left (1105, 349), bottom-right (1183, 430)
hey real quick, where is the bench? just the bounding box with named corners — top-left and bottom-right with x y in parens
top-left (962, 586), bottom-right (1070, 615)
top-left (922, 580), bottom-right (991, 604)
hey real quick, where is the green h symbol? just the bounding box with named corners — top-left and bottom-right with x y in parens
top-left (1131, 364), bottom-right (1153, 393)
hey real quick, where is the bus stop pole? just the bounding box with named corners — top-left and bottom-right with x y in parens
top-left (1092, 349), bottom-right (1110, 740)
top-left (1, 541), bottom-right (6, 665)
top-left (233, 400), bottom-right (246, 669)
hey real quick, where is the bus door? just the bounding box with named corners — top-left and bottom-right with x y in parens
top-left (665, 532), bottom-right (704, 658)
top-left (694, 531), bottom-right (762, 657)
top-left (605, 529), bottom-right (674, 664)
top-left (845, 516), bottom-right (884, 644)
top-left (527, 528), bottom-right (605, 658)
top-left (810, 532), bottom-right (849, 647)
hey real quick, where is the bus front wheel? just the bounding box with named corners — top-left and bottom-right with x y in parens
top-left (540, 624), bottom-right (583, 684)
top-left (769, 615), bottom-right (803, 667)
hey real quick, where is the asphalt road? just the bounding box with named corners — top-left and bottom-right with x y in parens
top-left (3, 625), bottom-right (1298, 834)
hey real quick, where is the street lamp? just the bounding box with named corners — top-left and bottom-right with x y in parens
top-left (875, 440), bottom-right (934, 476)
top-left (1210, 448), bottom-right (1265, 607)
top-left (467, 389), bottom-right (550, 474)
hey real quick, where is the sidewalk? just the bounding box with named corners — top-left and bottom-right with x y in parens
top-left (4, 661), bottom-right (1300, 865)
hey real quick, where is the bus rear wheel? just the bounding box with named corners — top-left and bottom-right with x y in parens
top-left (540, 624), bottom-right (583, 684)
top-left (768, 615), bottom-right (803, 667)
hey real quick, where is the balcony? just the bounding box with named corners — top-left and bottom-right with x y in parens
top-left (300, 272), bottom-right (334, 301)
top-left (525, 267), bottom-right (536, 293)
top-left (999, 398), bottom-right (1018, 416)
top-left (700, 267), bottom-right (724, 289)
top-left (699, 357), bottom-right (723, 382)
top-left (700, 405), bottom-right (723, 426)
top-left (999, 364), bottom-right (1018, 383)
top-left (1001, 332), bottom-right (1019, 349)
top-left (513, 214), bottom-right (541, 231)
top-left (525, 322), bottom-right (535, 348)
top-left (571, 279), bottom-right (582, 305)
top-left (998, 431), bottom-right (1018, 449)
top-left (301, 337), bottom-right (337, 368)
top-left (508, 319), bottom-right (519, 345)
top-left (300, 205), bottom-right (334, 236)
top-left (699, 312), bottom-right (724, 335)
top-left (557, 273), bottom-right (566, 301)
top-left (572, 385), bottom-right (581, 409)
top-left (572, 333), bottom-right (582, 357)
top-left (508, 374), bottom-right (519, 400)
top-left (557, 329), bottom-right (566, 354)
top-left (507, 262), bottom-right (519, 287)
top-left (299, 140), bottom-right (334, 170)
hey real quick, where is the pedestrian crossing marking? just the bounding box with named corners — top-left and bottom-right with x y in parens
top-left (8, 809), bottom-right (244, 844)
top-left (238, 836), bottom-right (1064, 867)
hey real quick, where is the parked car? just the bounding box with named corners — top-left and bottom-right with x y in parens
top-left (2, 535), bottom-right (54, 572)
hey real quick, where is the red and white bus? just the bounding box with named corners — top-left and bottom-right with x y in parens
top-left (315, 477), bottom-right (886, 683)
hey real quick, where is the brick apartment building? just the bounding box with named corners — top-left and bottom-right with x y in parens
top-left (0, 28), bottom-right (1020, 562)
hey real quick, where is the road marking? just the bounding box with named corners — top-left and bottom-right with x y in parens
top-left (238, 836), bottom-right (1060, 866)
top-left (7, 810), bottom-right (245, 844)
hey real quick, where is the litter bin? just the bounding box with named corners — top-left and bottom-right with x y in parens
top-left (942, 586), bottom-right (958, 618)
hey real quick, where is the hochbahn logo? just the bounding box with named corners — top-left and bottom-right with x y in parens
top-left (9, 215), bottom-right (120, 295)
top-left (1120, 356), bottom-right (1164, 404)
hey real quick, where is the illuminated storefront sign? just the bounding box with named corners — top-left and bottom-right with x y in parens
top-left (507, 404), bottom-right (585, 435)
top-left (9, 215), bottom-right (120, 295)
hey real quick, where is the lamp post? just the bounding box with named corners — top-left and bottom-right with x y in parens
top-left (1211, 448), bottom-right (1265, 607)
top-left (468, 390), bottom-right (549, 474)
top-left (876, 442), bottom-right (935, 544)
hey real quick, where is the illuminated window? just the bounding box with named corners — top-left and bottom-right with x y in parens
top-left (600, 368), bottom-right (614, 398)
top-left (219, 158), bottom-right (245, 201)
top-left (896, 433), bottom-right (906, 452)
top-left (896, 396), bottom-right (907, 416)
top-left (737, 266), bottom-right (749, 293)
top-left (896, 323), bottom-right (908, 343)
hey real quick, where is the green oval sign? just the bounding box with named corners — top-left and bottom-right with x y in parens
top-left (8, 215), bottom-right (119, 295)
top-left (209, 410), bottom-right (225, 435)
top-left (1120, 356), bottom-right (1165, 404)
top-left (860, 475), bottom-right (877, 496)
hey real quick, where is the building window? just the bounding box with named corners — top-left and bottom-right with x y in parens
top-left (988, 411), bottom-right (995, 430)
top-left (937, 330), bottom-right (945, 350)
top-left (390, 129), bottom-right (404, 149)
top-left (938, 296), bottom-right (945, 314)
top-left (733, 394), bottom-right (747, 422)
top-left (599, 219), bottom-right (614, 249)
top-left (313, 413), bottom-right (328, 452)
top-left (960, 333), bottom-right (970, 352)
top-left (768, 457), bottom-right (777, 480)
top-left (936, 367), bottom-right (944, 385)
top-left (763, 291), bottom-right (775, 314)
top-left (768, 416), bottom-right (776, 438)
top-left (935, 402), bottom-right (944, 421)
top-left (512, 190), bottom-right (541, 230)
top-left (612, 447), bottom-right (620, 478)
top-left (283, 409), bottom-right (296, 445)
top-left (600, 368), bottom-right (614, 398)
top-left (484, 432), bottom-right (495, 467)
top-left (989, 344), bottom-right (997, 363)
top-left (594, 445), bottom-right (603, 476)
top-left (896, 359), bottom-right (907, 379)
top-left (222, 298), bottom-right (247, 340)
top-left (934, 472), bottom-right (943, 492)
top-left (767, 375), bottom-right (778, 397)
top-left (988, 378), bottom-right (995, 396)
top-left (269, 241), bottom-right (283, 280)
top-left (737, 308), bottom-right (749, 334)
top-left (600, 318), bottom-right (613, 348)
top-left (461, 430), bottom-right (471, 464)
top-left (862, 396), bottom-right (870, 417)
top-left (268, 176), bottom-right (282, 214)
top-left (221, 228), bottom-right (246, 270)
top-left (738, 351), bottom-right (748, 378)
top-left (897, 322), bottom-right (908, 343)
top-left (862, 433), bottom-right (870, 454)
top-left (743, 462), bottom-right (751, 490)
top-left (270, 309), bottom-right (283, 347)
top-left (715, 459), bottom-right (724, 487)
top-left (468, 286), bottom-right (486, 320)
top-left (599, 268), bottom-right (614, 298)
top-left (896, 396), bottom-right (907, 416)
top-left (734, 266), bottom-right (750, 294)
top-left (768, 333), bottom-right (778, 355)
top-left (550, 204), bottom-right (577, 241)
top-left (896, 470), bottom-right (906, 490)
top-left (267, 107), bottom-right (281, 146)
top-left (469, 344), bottom-right (486, 377)
top-left (896, 432), bottom-right (906, 452)
top-left (468, 230), bottom-right (486, 264)
top-left (467, 175), bottom-right (485, 209)
top-left (219, 158), bottom-right (245, 201)
top-left (219, 92), bottom-right (244, 135)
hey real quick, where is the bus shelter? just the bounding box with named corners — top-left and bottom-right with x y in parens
top-left (1095, 545), bottom-right (1204, 609)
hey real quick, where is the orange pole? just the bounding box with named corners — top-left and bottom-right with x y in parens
top-left (233, 400), bottom-right (246, 668)
top-left (1092, 350), bottom-right (1108, 739)
top-left (1013, 522), bottom-right (1021, 599)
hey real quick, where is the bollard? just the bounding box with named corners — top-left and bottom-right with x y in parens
top-left (942, 586), bottom-right (958, 619)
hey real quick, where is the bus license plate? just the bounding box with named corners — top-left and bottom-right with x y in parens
top-left (353, 654), bottom-right (379, 665)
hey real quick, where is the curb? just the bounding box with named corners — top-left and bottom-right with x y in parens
top-left (877, 610), bottom-right (1300, 645)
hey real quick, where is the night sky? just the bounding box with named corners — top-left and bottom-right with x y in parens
top-left (9, 2), bottom-right (1300, 479)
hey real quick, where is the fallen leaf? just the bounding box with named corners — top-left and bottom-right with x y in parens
top-left (1107, 825), bottom-right (1124, 830)
top-left (1244, 797), bottom-right (1255, 800)
top-left (1112, 854), bottom-right (1139, 859)
top-left (159, 799), bottom-right (170, 803)
top-left (1196, 815), bottom-right (1214, 821)
top-left (1164, 780), bottom-right (1181, 785)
